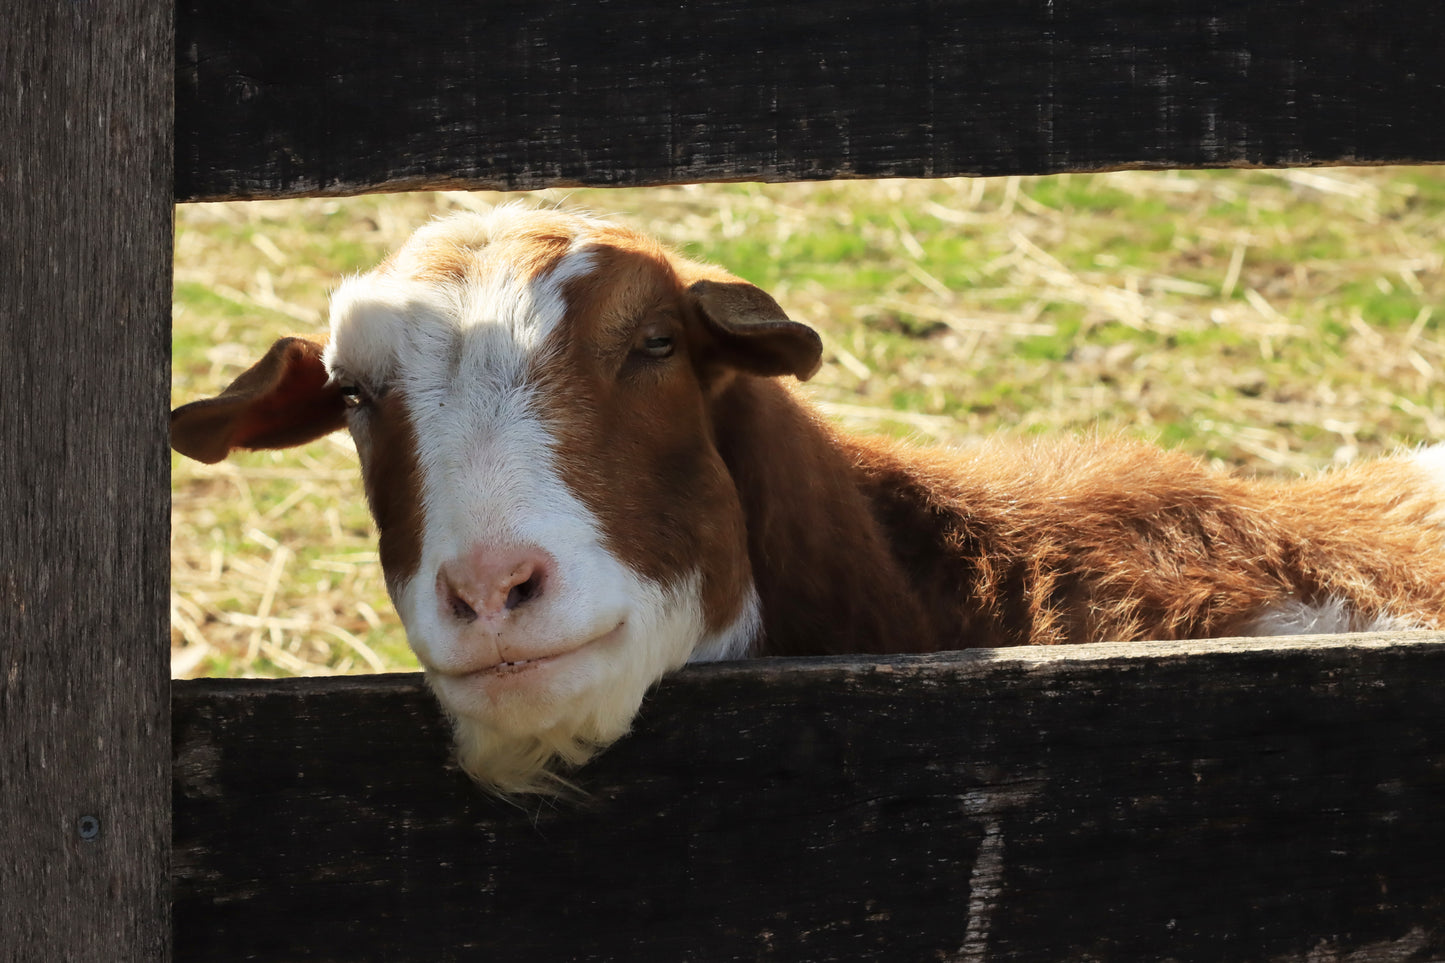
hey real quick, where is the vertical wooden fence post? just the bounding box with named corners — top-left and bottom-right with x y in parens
top-left (1, 0), bottom-right (173, 958)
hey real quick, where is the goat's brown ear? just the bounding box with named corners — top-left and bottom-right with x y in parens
top-left (171, 336), bottom-right (346, 465)
top-left (688, 278), bottom-right (823, 382)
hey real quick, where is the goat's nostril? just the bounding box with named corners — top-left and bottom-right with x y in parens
top-left (504, 572), bottom-right (543, 611)
top-left (448, 592), bottom-right (479, 624)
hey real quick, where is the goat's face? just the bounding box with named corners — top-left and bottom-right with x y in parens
top-left (171, 208), bottom-right (822, 793)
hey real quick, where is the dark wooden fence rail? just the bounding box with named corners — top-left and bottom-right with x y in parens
top-left (177, 0), bottom-right (1445, 201)
top-left (8, 0), bottom-right (1445, 959)
top-left (175, 635), bottom-right (1445, 963)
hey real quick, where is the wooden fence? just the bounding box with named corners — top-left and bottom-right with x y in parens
top-left (6, 0), bottom-right (1445, 959)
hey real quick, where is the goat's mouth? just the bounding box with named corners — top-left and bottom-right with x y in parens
top-left (484, 655), bottom-right (552, 673)
top-left (425, 624), bottom-right (625, 728)
top-left (436, 623), bottom-right (625, 684)
top-left (469, 650), bottom-right (568, 678)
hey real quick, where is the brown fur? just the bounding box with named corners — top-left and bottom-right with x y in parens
top-left (353, 390), bottom-right (426, 595)
top-left (713, 377), bottom-right (1445, 652)
top-left (540, 243), bottom-right (758, 636)
top-left (407, 241), bottom-right (475, 285)
top-left (519, 226), bottom-right (1445, 653)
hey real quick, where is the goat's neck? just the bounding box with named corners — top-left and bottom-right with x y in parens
top-left (710, 377), bottom-right (953, 657)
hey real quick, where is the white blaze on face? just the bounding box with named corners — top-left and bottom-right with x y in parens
top-left (325, 208), bottom-right (760, 794)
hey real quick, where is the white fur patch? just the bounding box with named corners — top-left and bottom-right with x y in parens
top-left (1409, 443), bottom-right (1445, 529)
top-left (689, 585), bottom-right (762, 663)
top-left (1409, 442), bottom-right (1445, 486)
top-left (1243, 596), bottom-right (1419, 637)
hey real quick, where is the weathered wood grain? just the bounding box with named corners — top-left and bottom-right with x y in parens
top-left (0, 0), bottom-right (173, 958)
top-left (174, 0), bottom-right (1445, 201)
top-left (174, 633), bottom-right (1445, 962)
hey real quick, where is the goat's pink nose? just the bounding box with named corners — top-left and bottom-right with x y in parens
top-left (437, 546), bottom-right (553, 623)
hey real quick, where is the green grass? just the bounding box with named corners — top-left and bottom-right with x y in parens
top-left (170, 168), bottom-right (1445, 679)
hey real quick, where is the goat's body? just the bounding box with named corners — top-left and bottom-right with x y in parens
top-left (718, 378), bottom-right (1445, 657)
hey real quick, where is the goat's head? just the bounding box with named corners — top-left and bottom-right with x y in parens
top-left (171, 207), bottom-right (822, 793)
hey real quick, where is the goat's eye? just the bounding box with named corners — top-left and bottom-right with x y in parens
top-left (338, 384), bottom-right (367, 408)
top-left (627, 329), bottom-right (676, 360)
top-left (626, 321), bottom-right (679, 369)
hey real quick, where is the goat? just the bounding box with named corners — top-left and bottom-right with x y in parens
top-left (171, 206), bottom-right (1445, 794)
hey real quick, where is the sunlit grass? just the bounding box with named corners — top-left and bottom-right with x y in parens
top-left (170, 167), bottom-right (1445, 678)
